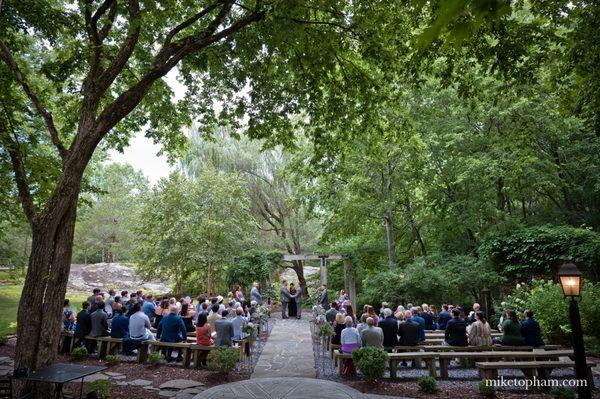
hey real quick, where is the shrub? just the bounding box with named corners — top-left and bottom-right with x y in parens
top-left (87, 379), bottom-right (112, 399)
top-left (0, 335), bottom-right (8, 346)
top-left (550, 387), bottom-right (576, 399)
top-left (352, 347), bottom-right (388, 382)
top-left (478, 380), bottom-right (495, 397)
top-left (148, 352), bottom-right (164, 366)
top-left (498, 279), bottom-right (600, 343)
top-left (105, 354), bottom-right (119, 366)
top-left (207, 348), bottom-right (240, 374)
top-left (71, 346), bottom-right (88, 359)
top-left (418, 376), bottom-right (437, 393)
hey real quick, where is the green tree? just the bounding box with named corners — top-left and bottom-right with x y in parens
top-left (73, 163), bottom-right (148, 264)
top-left (135, 169), bottom-right (253, 295)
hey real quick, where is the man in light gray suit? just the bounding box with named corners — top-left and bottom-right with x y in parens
top-left (360, 317), bottom-right (384, 349)
top-left (280, 280), bottom-right (292, 319)
top-left (250, 282), bottom-right (262, 305)
top-left (318, 284), bottom-right (328, 309)
top-left (214, 310), bottom-right (234, 347)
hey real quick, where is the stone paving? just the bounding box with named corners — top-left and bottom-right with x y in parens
top-left (192, 376), bottom-right (368, 399)
top-left (251, 317), bottom-right (315, 379)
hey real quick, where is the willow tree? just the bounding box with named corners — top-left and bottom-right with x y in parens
top-left (0, 0), bottom-right (378, 382)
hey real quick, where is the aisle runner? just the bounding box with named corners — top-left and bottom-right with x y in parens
top-left (251, 317), bottom-right (315, 379)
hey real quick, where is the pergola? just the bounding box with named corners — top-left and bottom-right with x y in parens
top-left (282, 254), bottom-right (356, 309)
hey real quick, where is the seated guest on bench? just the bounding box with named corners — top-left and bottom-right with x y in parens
top-left (331, 313), bottom-right (345, 345)
top-left (325, 301), bottom-right (339, 324)
top-left (500, 309), bottom-right (525, 346)
top-left (90, 301), bottom-right (109, 353)
top-left (340, 316), bottom-right (361, 376)
top-left (411, 307), bottom-right (426, 343)
top-left (361, 317), bottom-right (384, 349)
top-left (231, 307), bottom-right (247, 340)
top-left (215, 310), bottom-right (234, 348)
top-left (110, 307), bottom-right (136, 355)
top-left (520, 309), bottom-right (544, 347)
top-left (180, 303), bottom-right (196, 333)
top-left (398, 310), bottom-right (420, 346)
top-left (75, 301), bottom-right (92, 349)
top-left (379, 308), bottom-right (399, 349)
top-left (142, 294), bottom-right (156, 322)
top-left (445, 308), bottom-right (468, 346)
top-left (157, 305), bottom-right (188, 362)
top-left (437, 304), bottom-right (452, 330)
top-left (129, 303), bottom-right (155, 342)
top-left (468, 311), bottom-right (493, 346)
top-left (421, 304), bottom-right (435, 331)
top-left (196, 313), bottom-right (215, 346)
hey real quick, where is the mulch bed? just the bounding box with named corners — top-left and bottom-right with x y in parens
top-left (0, 337), bottom-right (250, 398)
top-left (347, 380), bottom-right (555, 398)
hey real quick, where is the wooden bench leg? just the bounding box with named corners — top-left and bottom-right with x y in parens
top-left (480, 369), bottom-right (498, 380)
top-left (338, 359), bottom-right (343, 376)
top-left (586, 366), bottom-right (595, 389)
top-left (183, 349), bottom-right (191, 368)
top-left (440, 359), bottom-right (449, 379)
top-left (390, 360), bottom-right (398, 379)
top-left (426, 359), bottom-right (436, 378)
top-left (137, 343), bottom-right (149, 363)
top-left (99, 341), bottom-right (108, 359)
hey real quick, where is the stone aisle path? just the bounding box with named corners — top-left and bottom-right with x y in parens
top-left (251, 317), bottom-right (315, 379)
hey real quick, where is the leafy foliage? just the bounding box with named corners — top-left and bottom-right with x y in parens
top-left (352, 346), bottom-right (388, 382)
top-left (134, 169), bottom-right (253, 295)
top-left (86, 380), bottom-right (112, 399)
top-left (229, 250), bottom-right (283, 291)
top-left (207, 347), bottom-right (240, 374)
top-left (481, 226), bottom-right (600, 282)
top-left (498, 280), bottom-right (600, 343)
top-left (418, 376), bottom-right (437, 393)
top-left (550, 387), bottom-right (576, 399)
top-left (360, 255), bottom-right (503, 309)
top-left (70, 346), bottom-right (88, 359)
top-left (148, 352), bottom-right (164, 366)
top-left (478, 380), bottom-right (495, 397)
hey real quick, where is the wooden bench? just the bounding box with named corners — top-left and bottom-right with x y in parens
top-left (438, 350), bottom-right (574, 378)
top-left (476, 360), bottom-right (596, 386)
top-left (84, 335), bottom-right (124, 359)
top-left (146, 341), bottom-right (193, 368)
top-left (333, 350), bottom-right (436, 378)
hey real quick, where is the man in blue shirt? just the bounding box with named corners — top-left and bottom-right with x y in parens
top-left (110, 307), bottom-right (136, 355)
top-left (520, 309), bottom-right (545, 347)
top-left (157, 305), bottom-right (187, 362)
top-left (411, 307), bottom-right (426, 342)
top-left (437, 304), bottom-right (452, 330)
top-left (142, 294), bottom-right (156, 322)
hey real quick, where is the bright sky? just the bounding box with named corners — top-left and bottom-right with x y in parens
top-left (107, 69), bottom-right (186, 184)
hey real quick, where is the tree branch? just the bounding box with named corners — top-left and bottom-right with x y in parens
top-left (0, 39), bottom-right (67, 159)
top-left (0, 113), bottom-right (36, 222)
top-left (164, 1), bottom-right (221, 45)
top-left (94, 6), bottom-right (265, 138)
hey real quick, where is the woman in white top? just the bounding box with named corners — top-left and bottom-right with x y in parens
top-left (340, 316), bottom-right (361, 377)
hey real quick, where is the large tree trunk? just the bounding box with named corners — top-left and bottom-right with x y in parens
top-left (14, 201), bottom-right (77, 393)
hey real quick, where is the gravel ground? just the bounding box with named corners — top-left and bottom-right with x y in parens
top-left (310, 319), bottom-right (600, 398)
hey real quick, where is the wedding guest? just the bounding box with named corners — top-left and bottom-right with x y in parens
top-left (521, 310), bottom-right (545, 347)
top-left (468, 311), bottom-right (493, 346)
top-left (500, 309), bottom-right (525, 346)
top-left (195, 313), bottom-right (214, 366)
top-left (215, 310), bottom-right (234, 347)
top-left (180, 303), bottom-right (196, 332)
top-left (326, 301), bottom-right (339, 324)
top-left (379, 308), bottom-right (399, 348)
top-left (74, 302), bottom-right (92, 349)
top-left (331, 313), bottom-right (345, 345)
top-left (250, 282), bottom-right (262, 305)
top-left (361, 317), bottom-right (384, 349)
top-left (398, 310), bottom-right (420, 346)
top-left (437, 304), bottom-right (452, 330)
top-left (340, 316), bottom-right (361, 376)
top-left (445, 309), bottom-right (467, 346)
top-left (421, 304), bottom-right (435, 330)
top-left (411, 307), bottom-right (426, 342)
top-left (157, 305), bottom-right (187, 362)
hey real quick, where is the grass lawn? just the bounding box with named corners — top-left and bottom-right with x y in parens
top-left (0, 284), bottom-right (88, 335)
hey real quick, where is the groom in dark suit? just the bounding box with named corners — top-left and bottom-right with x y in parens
top-left (280, 280), bottom-right (292, 319)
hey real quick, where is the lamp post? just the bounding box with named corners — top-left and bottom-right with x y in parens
top-left (557, 261), bottom-right (591, 399)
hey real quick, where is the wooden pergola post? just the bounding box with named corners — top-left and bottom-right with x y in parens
top-left (319, 255), bottom-right (328, 287)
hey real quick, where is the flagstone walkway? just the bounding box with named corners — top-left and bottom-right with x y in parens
top-left (250, 317), bottom-right (315, 379)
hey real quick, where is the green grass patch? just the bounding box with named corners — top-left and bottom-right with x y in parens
top-left (0, 285), bottom-right (87, 335)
